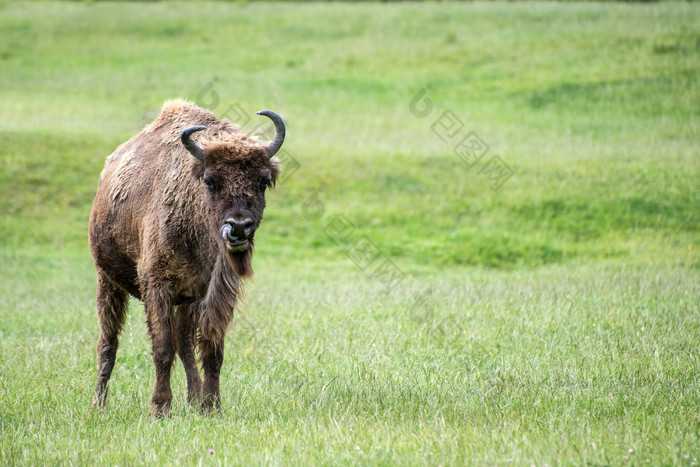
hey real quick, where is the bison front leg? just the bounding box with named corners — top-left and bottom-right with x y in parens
top-left (175, 303), bottom-right (202, 406)
top-left (92, 270), bottom-right (128, 408)
top-left (199, 337), bottom-right (225, 412)
top-left (144, 285), bottom-right (176, 417)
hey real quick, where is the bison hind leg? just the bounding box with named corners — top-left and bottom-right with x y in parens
top-left (175, 302), bottom-right (202, 406)
top-left (92, 270), bottom-right (129, 408)
top-left (199, 337), bottom-right (225, 413)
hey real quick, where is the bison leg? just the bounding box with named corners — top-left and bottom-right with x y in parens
top-left (92, 270), bottom-right (128, 408)
top-left (200, 337), bottom-right (225, 412)
top-left (144, 284), bottom-right (176, 417)
top-left (175, 302), bottom-right (202, 406)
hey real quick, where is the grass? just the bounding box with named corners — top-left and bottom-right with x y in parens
top-left (0, 1), bottom-right (698, 464)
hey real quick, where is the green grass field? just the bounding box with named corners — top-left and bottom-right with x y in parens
top-left (1, 1), bottom-right (698, 464)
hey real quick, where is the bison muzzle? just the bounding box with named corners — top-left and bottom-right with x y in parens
top-left (88, 100), bottom-right (285, 416)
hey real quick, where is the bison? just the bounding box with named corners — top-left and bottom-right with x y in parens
top-left (89, 99), bottom-right (284, 415)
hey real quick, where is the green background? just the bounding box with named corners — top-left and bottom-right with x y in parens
top-left (1, 1), bottom-right (698, 464)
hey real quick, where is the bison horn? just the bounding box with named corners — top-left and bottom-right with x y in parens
top-left (181, 126), bottom-right (207, 162)
top-left (256, 110), bottom-right (285, 158)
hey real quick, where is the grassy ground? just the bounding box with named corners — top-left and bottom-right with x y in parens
top-left (0, 1), bottom-right (698, 464)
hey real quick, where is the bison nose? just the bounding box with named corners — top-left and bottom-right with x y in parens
top-left (225, 217), bottom-right (255, 238)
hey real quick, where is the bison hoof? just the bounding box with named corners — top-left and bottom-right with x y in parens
top-left (187, 391), bottom-right (203, 407)
top-left (149, 402), bottom-right (172, 418)
top-left (92, 387), bottom-right (109, 408)
top-left (201, 396), bottom-right (222, 414)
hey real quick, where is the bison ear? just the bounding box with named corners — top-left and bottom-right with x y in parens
top-left (190, 157), bottom-right (206, 181)
top-left (268, 156), bottom-right (281, 186)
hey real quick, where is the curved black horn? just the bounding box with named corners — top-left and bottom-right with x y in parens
top-left (256, 110), bottom-right (285, 158)
top-left (181, 126), bottom-right (207, 162)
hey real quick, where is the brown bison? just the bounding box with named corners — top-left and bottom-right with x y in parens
top-left (89, 99), bottom-right (284, 416)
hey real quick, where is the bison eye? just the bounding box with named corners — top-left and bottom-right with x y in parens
top-left (203, 173), bottom-right (218, 192)
top-left (259, 173), bottom-right (272, 192)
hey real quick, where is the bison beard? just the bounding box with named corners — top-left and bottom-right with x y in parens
top-left (230, 248), bottom-right (253, 279)
top-left (88, 100), bottom-right (284, 416)
top-left (198, 244), bottom-right (251, 342)
top-left (197, 255), bottom-right (240, 344)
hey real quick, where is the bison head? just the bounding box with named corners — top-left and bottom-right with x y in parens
top-left (181, 110), bottom-right (284, 278)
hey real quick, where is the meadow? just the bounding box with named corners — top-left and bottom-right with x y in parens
top-left (0, 1), bottom-right (698, 464)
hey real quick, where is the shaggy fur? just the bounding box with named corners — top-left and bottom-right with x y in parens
top-left (89, 99), bottom-right (280, 415)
